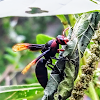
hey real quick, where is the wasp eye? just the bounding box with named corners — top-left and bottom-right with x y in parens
top-left (60, 39), bottom-right (63, 42)
top-left (59, 39), bottom-right (65, 45)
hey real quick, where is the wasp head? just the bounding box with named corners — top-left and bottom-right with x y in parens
top-left (56, 35), bottom-right (69, 45)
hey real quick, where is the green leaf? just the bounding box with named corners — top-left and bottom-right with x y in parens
top-left (95, 88), bottom-right (100, 98)
top-left (0, 83), bottom-right (44, 100)
top-left (36, 34), bottom-right (54, 44)
top-left (4, 54), bottom-right (15, 64)
top-left (5, 48), bottom-right (17, 57)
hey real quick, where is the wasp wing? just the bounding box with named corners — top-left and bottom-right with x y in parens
top-left (21, 49), bottom-right (50, 74)
top-left (12, 43), bottom-right (45, 52)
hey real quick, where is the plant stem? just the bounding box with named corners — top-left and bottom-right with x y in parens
top-left (56, 15), bottom-right (69, 35)
top-left (81, 56), bottom-right (86, 65)
top-left (88, 81), bottom-right (99, 100)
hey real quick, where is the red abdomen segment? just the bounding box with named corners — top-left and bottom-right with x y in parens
top-left (35, 59), bottom-right (48, 88)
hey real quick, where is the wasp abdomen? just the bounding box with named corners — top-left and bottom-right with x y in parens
top-left (35, 59), bottom-right (48, 88)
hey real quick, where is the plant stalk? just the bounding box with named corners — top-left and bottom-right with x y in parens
top-left (88, 81), bottom-right (99, 100)
top-left (56, 15), bottom-right (69, 35)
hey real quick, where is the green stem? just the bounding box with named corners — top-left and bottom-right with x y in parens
top-left (88, 81), bottom-right (99, 100)
top-left (81, 56), bottom-right (86, 65)
top-left (56, 15), bottom-right (68, 35)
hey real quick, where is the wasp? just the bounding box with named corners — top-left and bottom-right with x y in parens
top-left (12, 28), bottom-right (69, 88)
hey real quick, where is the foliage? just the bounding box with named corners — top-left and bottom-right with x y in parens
top-left (0, 84), bottom-right (43, 100)
top-left (0, 6), bottom-right (100, 100)
top-left (42, 12), bottom-right (100, 100)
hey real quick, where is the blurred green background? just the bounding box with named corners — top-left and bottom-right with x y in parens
top-left (0, 15), bottom-right (75, 86)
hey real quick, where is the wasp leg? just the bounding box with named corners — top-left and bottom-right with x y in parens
top-left (46, 58), bottom-right (55, 70)
top-left (57, 49), bottom-right (65, 53)
top-left (46, 63), bottom-right (54, 70)
top-left (51, 56), bottom-right (59, 60)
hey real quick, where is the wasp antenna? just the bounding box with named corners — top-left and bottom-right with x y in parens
top-left (12, 43), bottom-right (29, 52)
top-left (62, 27), bottom-right (69, 36)
top-left (21, 59), bottom-right (37, 74)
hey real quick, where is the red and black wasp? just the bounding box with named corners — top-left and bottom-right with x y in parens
top-left (12, 28), bottom-right (69, 88)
